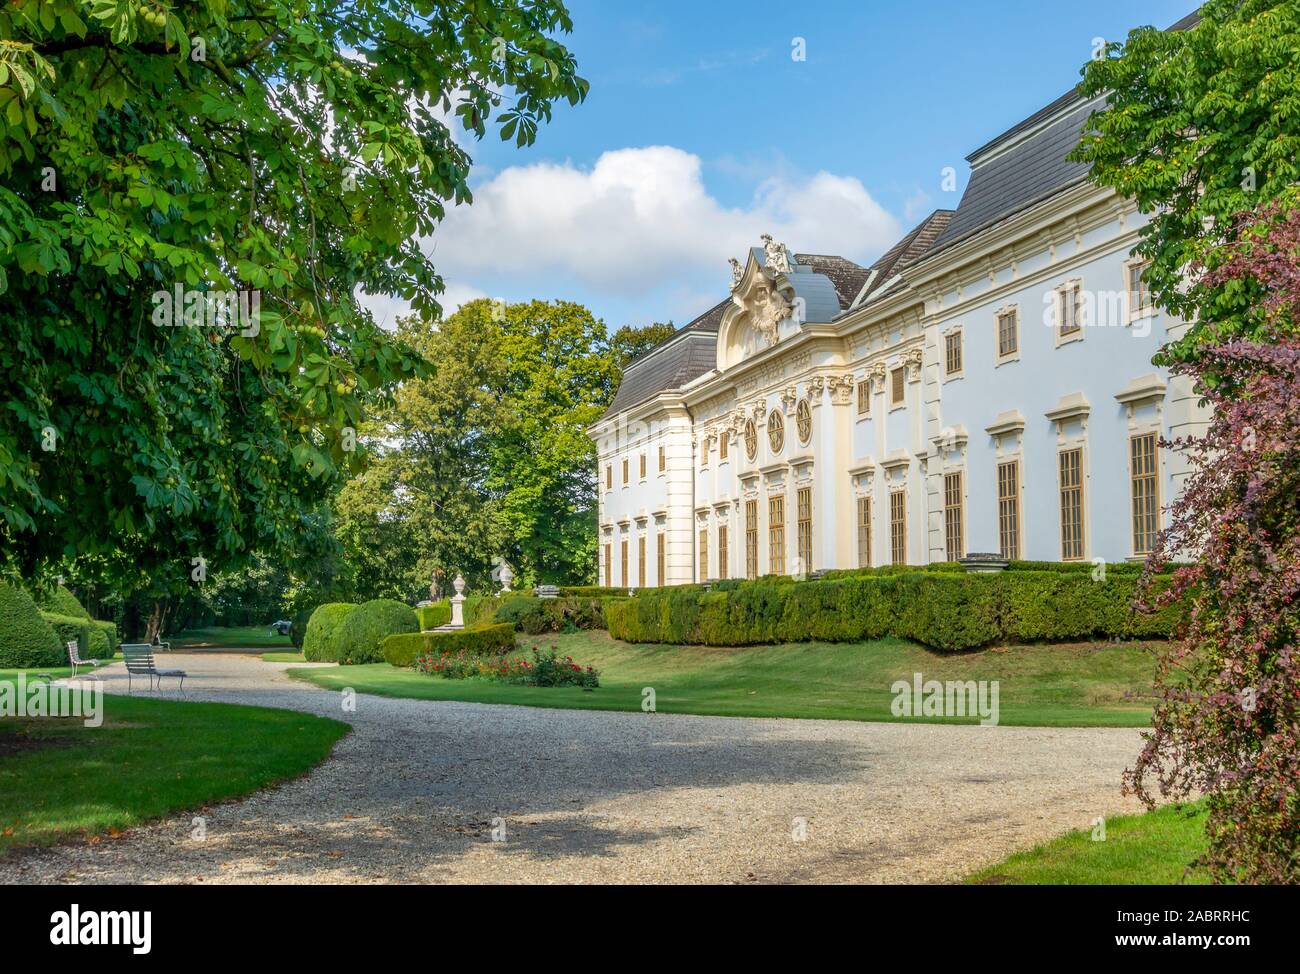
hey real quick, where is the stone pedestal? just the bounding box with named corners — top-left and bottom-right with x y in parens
top-left (435, 574), bottom-right (467, 631)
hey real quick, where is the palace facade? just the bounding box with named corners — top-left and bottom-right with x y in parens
top-left (590, 76), bottom-right (1209, 587)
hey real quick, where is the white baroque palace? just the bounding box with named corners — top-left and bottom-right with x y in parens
top-left (589, 65), bottom-right (1209, 587)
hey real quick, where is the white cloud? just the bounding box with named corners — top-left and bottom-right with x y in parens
top-left (430, 146), bottom-right (901, 298)
top-left (358, 280), bottom-right (486, 329)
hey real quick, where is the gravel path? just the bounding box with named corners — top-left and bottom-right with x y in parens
top-left (0, 653), bottom-right (1146, 884)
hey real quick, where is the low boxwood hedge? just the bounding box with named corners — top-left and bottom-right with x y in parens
top-left (604, 570), bottom-right (1181, 651)
top-left (302, 602), bottom-right (356, 662)
top-left (381, 623), bottom-right (517, 668)
top-left (486, 596), bottom-right (606, 634)
top-left (334, 599), bottom-right (419, 664)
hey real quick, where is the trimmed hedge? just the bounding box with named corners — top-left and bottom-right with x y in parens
top-left (486, 596), bottom-right (606, 634)
top-left (40, 612), bottom-right (90, 663)
top-left (557, 586), bottom-right (631, 597)
top-left (604, 570), bottom-right (1181, 651)
top-left (416, 600), bottom-right (451, 630)
top-left (90, 620), bottom-right (117, 655)
top-left (381, 623), bottom-right (517, 668)
top-left (302, 603), bottom-right (356, 662)
top-left (334, 598), bottom-right (419, 664)
top-left (0, 582), bottom-right (63, 669)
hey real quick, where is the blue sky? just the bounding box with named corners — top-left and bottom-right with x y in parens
top-left (368, 0), bottom-right (1196, 333)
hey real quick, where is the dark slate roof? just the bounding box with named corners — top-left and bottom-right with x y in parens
top-left (928, 9), bottom-right (1203, 257)
top-left (855, 209), bottom-right (955, 302)
top-left (929, 94), bottom-right (1100, 254)
top-left (599, 299), bottom-right (727, 420)
top-left (792, 254), bottom-right (872, 309)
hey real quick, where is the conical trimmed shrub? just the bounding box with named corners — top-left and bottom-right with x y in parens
top-left (0, 582), bottom-right (64, 669)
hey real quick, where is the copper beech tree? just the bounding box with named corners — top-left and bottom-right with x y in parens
top-left (1131, 200), bottom-right (1300, 883)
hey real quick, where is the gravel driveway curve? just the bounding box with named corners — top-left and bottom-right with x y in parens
top-left (0, 653), bottom-right (1146, 884)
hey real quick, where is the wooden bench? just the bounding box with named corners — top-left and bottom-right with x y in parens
top-left (121, 644), bottom-right (187, 693)
top-left (67, 639), bottom-right (103, 678)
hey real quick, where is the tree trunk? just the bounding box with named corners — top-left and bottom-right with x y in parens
top-left (145, 601), bottom-right (163, 642)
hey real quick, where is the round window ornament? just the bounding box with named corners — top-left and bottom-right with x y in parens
top-left (744, 419), bottom-right (758, 460)
top-left (796, 399), bottom-right (812, 445)
top-left (768, 409), bottom-right (785, 454)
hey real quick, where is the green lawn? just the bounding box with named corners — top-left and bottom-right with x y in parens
top-left (168, 625), bottom-right (293, 649)
top-left (289, 630), bottom-right (1160, 727)
top-left (262, 651), bottom-right (306, 663)
top-left (968, 802), bottom-right (1210, 884)
top-left (0, 679), bottom-right (347, 851)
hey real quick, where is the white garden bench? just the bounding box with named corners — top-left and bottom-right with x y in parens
top-left (121, 643), bottom-right (186, 694)
top-left (67, 639), bottom-right (103, 678)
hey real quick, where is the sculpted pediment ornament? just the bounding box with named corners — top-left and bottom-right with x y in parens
top-left (760, 233), bottom-right (792, 274)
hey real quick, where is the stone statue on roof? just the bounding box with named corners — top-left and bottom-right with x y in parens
top-left (760, 233), bottom-right (791, 274)
top-left (729, 257), bottom-right (743, 291)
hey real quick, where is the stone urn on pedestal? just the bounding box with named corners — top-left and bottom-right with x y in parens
top-left (448, 574), bottom-right (466, 629)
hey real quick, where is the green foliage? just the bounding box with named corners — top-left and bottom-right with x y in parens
top-left (0, 581), bottom-right (61, 667)
top-left (39, 611), bottom-right (89, 662)
top-left (381, 624), bottom-right (516, 667)
top-left (608, 322), bottom-right (677, 367)
top-left (558, 586), bottom-right (632, 597)
top-left (333, 598), bottom-right (417, 664)
top-left (333, 298), bottom-right (623, 599)
top-left (301, 602), bottom-right (355, 662)
top-left (605, 571), bottom-right (1181, 650)
top-left (38, 585), bottom-right (91, 619)
top-left (89, 619), bottom-right (116, 655)
top-left (0, 0), bottom-right (587, 587)
top-left (1072, 0), bottom-right (1300, 367)
top-left (489, 596), bottom-right (605, 634)
top-left (416, 601), bottom-right (450, 630)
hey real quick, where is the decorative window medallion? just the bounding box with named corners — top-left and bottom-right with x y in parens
top-left (768, 410), bottom-right (785, 454)
top-left (795, 399), bottom-right (812, 445)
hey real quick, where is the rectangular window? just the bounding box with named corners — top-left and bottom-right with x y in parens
top-left (943, 472), bottom-right (964, 561)
top-left (604, 543), bottom-right (612, 585)
top-left (719, 435), bottom-right (729, 461)
top-left (638, 535), bottom-right (646, 587)
top-left (698, 527), bottom-right (709, 582)
top-left (944, 330), bottom-right (963, 376)
top-left (1059, 447), bottom-right (1085, 560)
top-left (997, 309), bottom-right (1019, 359)
top-left (768, 495), bottom-right (786, 576)
top-left (796, 487), bottom-right (812, 574)
top-left (1058, 283), bottom-right (1081, 337)
top-left (890, 366), bottom-right (906, 406)
top-left (1130, 432), bottom-right (1159, 555)
top-left (622, 457), bottom-right (629, 484)
top-left (658, 444), bottom-right (666, 472)
top-left (717, 525), bottom-right (729, 580)
top-left (889, 490), bottom-right (906, 565)
top-left (656, 531), bottom-right (665, 586)
top-left (1128, 261), bottom-right (1153, 318)
top-left (621, 539), bottom-right (629, 584)
top-left (605, 465), bottom-right (612, 490)
top-left (639, 453), bottom-right (646, 479)
top-left (857, 379), bottom-right (871, 415)
top-left (857, 496), bottom-right (872, 568)
top-left (997, 460), bottom-right (1021, 560)
top-left (745, 499), bottom-right (758, 580)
